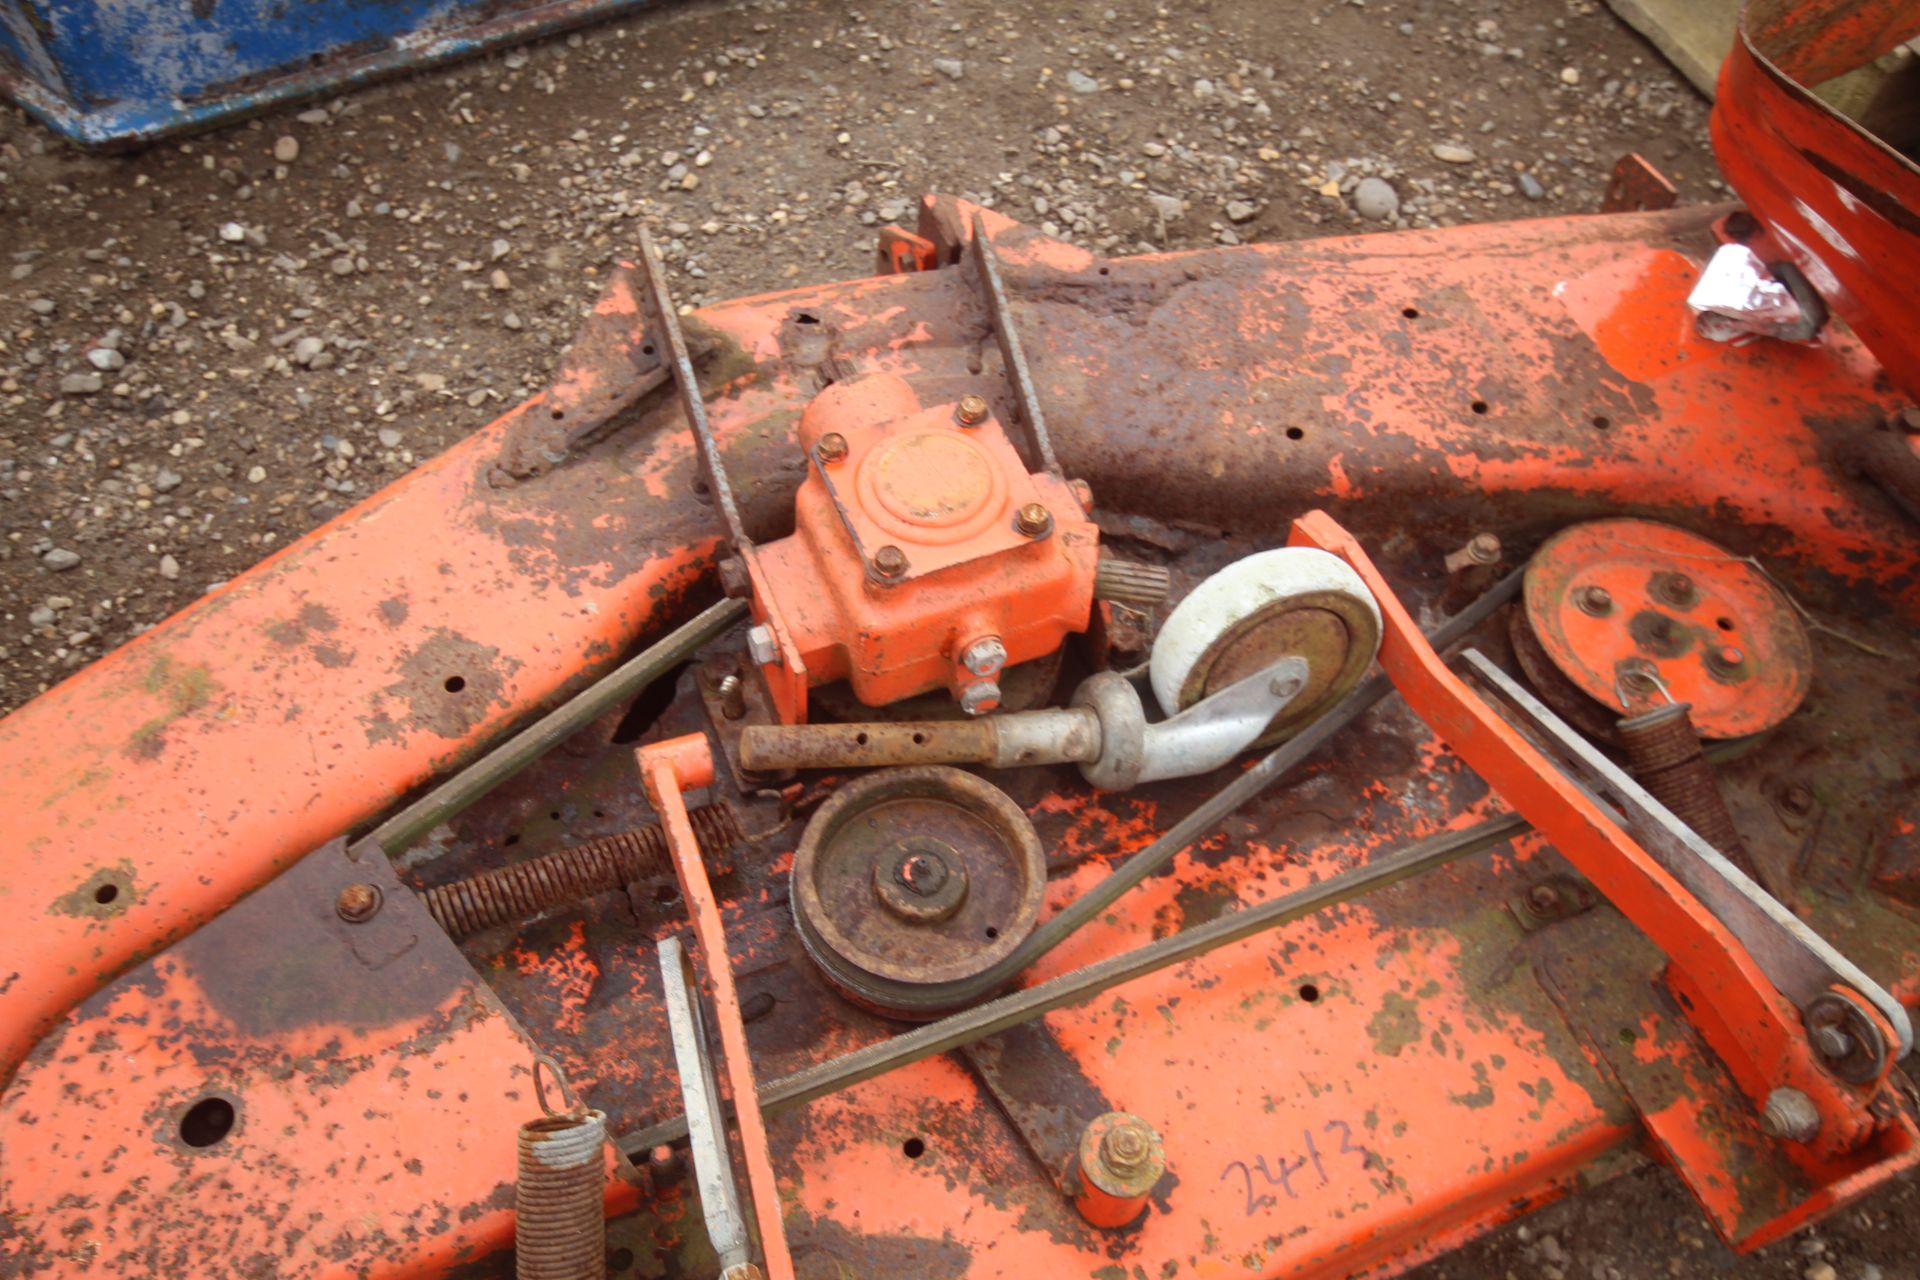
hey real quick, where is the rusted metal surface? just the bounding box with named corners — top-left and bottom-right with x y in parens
top-left (420, 802), bottom-right (742, 940)
top-left (6, 29), bottom-right (1920, 1268)
top-left (0, 837), bottom-right (638, 1275)
top-left (791, 767), bottom-right (1046, 1017)
top-left (959, 1019), bottom-right (1117, 1196)
top-left (1522, 518), bottom-right (1812, 739)
top-left (1600, 153), bottom-right (1680, 214)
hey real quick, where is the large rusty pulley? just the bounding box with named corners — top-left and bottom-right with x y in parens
top-left (791, 766), bottom-right (1046, 1018)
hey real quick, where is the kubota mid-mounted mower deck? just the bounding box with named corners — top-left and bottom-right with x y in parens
top-left (2, 2), bottom-right (1918, 1278)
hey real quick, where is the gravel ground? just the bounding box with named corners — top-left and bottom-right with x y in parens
top-left (0, 0), bottom-right (1912, 1274)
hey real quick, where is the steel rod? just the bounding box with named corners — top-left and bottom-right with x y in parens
top-left (357, 597), bottom-right (746, 859)
top-left (620, 812), bottom-right (1526, 1155)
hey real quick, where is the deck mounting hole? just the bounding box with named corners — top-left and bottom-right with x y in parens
top-left (93, 883), bottom-right (118, 905)
top-left (642, 344), bottom-right (655, 356)
top-left (1402, 307), bottom-right (1420, 319)
top-left (1286, 426), bottom-right (1305, 441)
top-left (550, 408), bottom-right (565, 420)
top-left (1592, 415), bottom-right (1612, 430)
top-left (1470, 400), bottom-right (1489, 415)
top-left (443, 675), bottom-right (466, 693)
top-left (1298, 983), bottom-right (1321, 1004)
top-left (1716, 616), bottom-right (1736, 631)
top-left (902, 1137), bottom-right (926, 1159)
top-left (180, 1097), bottom-right (235, 1148)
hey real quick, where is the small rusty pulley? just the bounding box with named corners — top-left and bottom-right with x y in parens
top-left (1518, 518), bottom-right (1811, 738)
top-left (791, 766), bottom-right (1046, 1018)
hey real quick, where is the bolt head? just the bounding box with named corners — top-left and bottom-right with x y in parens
top-left (1781, 784), bottom-right (1815, 816)
top-left (1099, 1122), bottom-right (1154, 1173)
top-left (956, 394), bottom-right (990, 425)
top-left (1015, 502), bottom-right (1052, 538)
top-left (816, 432), bottom-right (849, 463)
top-left (1576, 584), bottom-right (1613, 616)
top-left (1758, 1086), bottom-right (1821, 1143)
top-left (1069, 477), bottom-right (1095, 511)
top-left (1466, 532), bottom-right (1502, 563)
top-left (1526, 883), bottom-right (1562, 913)
top-left (958, 681), bottom-right (1001, 716)
top-left (335, 882), bottom-right (382, 922)
top-left (872, 545), bottom-right (909, 578)
top-left (960, 636), bottom-right (1008, 676)
top-left (1810, 1025), bottom-right (1854, 1061)
top-left (746, 624), bottom-right (780, 667)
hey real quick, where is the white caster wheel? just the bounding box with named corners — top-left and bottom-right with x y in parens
top-left (1149, 547), bottom-right (1383, 747)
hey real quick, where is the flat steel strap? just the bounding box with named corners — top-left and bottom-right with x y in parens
top-left (1459, 648), bottom-right (1912, 1056)
top-left (968, 213), bottom-right (1060, 475)
top-left (637, 225), bottom-right (751, 552)
top-left (657, 935), bottom-right (752, 1270)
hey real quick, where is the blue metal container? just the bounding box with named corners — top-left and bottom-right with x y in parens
top-left (0, 0), bottom-right (656, 148)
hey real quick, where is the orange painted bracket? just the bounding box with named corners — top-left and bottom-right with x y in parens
top-left (638, 734), bottom-right (794, 1280)
top-left (1286, 509), bottom-right (1920, 1247)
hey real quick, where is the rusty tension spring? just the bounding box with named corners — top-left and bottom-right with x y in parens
top-left (420, 802), bottom-right (744, 940)
top-left (516, 1054), bottom-right (608, 1280)
top-left (1615, 701), bottom-right (1755, 877)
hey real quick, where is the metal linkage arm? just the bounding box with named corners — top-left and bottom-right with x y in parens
top-left (1286, 511), bottom-right (1915, 1183)
top-left (639, 735), bottom-right (792, 1280)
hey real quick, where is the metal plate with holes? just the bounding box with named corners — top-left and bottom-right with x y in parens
top-left (1522, 519), bottom-right (1812, 739)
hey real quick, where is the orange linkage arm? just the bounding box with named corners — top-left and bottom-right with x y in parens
top-left (638, 735), bottom-right (794, 1280)
top-left (1286, 511), bottom-right (1888, 1156)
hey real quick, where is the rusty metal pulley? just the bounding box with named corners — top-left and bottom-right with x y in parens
top-left (1518, 518), bottom-right (1812, 739)
top-left (791, 766), bottom-right (1046, 1019)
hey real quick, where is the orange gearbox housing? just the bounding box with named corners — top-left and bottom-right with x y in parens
top-left (743, 373), bottom-right (1098, 723)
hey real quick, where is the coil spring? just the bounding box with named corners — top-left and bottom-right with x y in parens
top-left (422, 802), bottom-right (743, 940)
top-left (515, 1109), bottom-right (608, 1280)
top-left (1617, 702), bottom-right (1754, 875)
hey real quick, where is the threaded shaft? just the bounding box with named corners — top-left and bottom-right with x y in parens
top-left (422, 802), bottom-right (743, 940)
top-left (515, 1111), bottom-right (608, 1280)
top-left (1093, 554), bottom-right (1172, 607)
top-left (1618, 703), bottom-right (1754, 875)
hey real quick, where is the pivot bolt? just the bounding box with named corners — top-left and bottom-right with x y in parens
top-left (1576, 584), bottom-right (1613, 616)
top-left (336, 882), bottom-right (382, 923)
top-left (960, 636), bottom-right (1008, 677)
top-left (872, 545), bottom-right (909, 579)
top-left (1099, 1120), bottom-right (1155, 1175)
top-left (1014, 502), bottom-right (1053, 538)
top-left (1811, 1025), bottom-right (1854, 1061)
top-left (958, 681), bottom-right (1001, 716)
top-left (956, 394), bottom-right (990, 425)
top-left (746, 624), bottom-right (780, 667)
top-left (1780, 783), bottom-right (1815, 817)
top-left (816, 432), bottom-right (849, 464)
top-left (1758, 1086), bottom-right (1821, 1143)
top-left (1526, 883), bottom-right (1562, 915)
